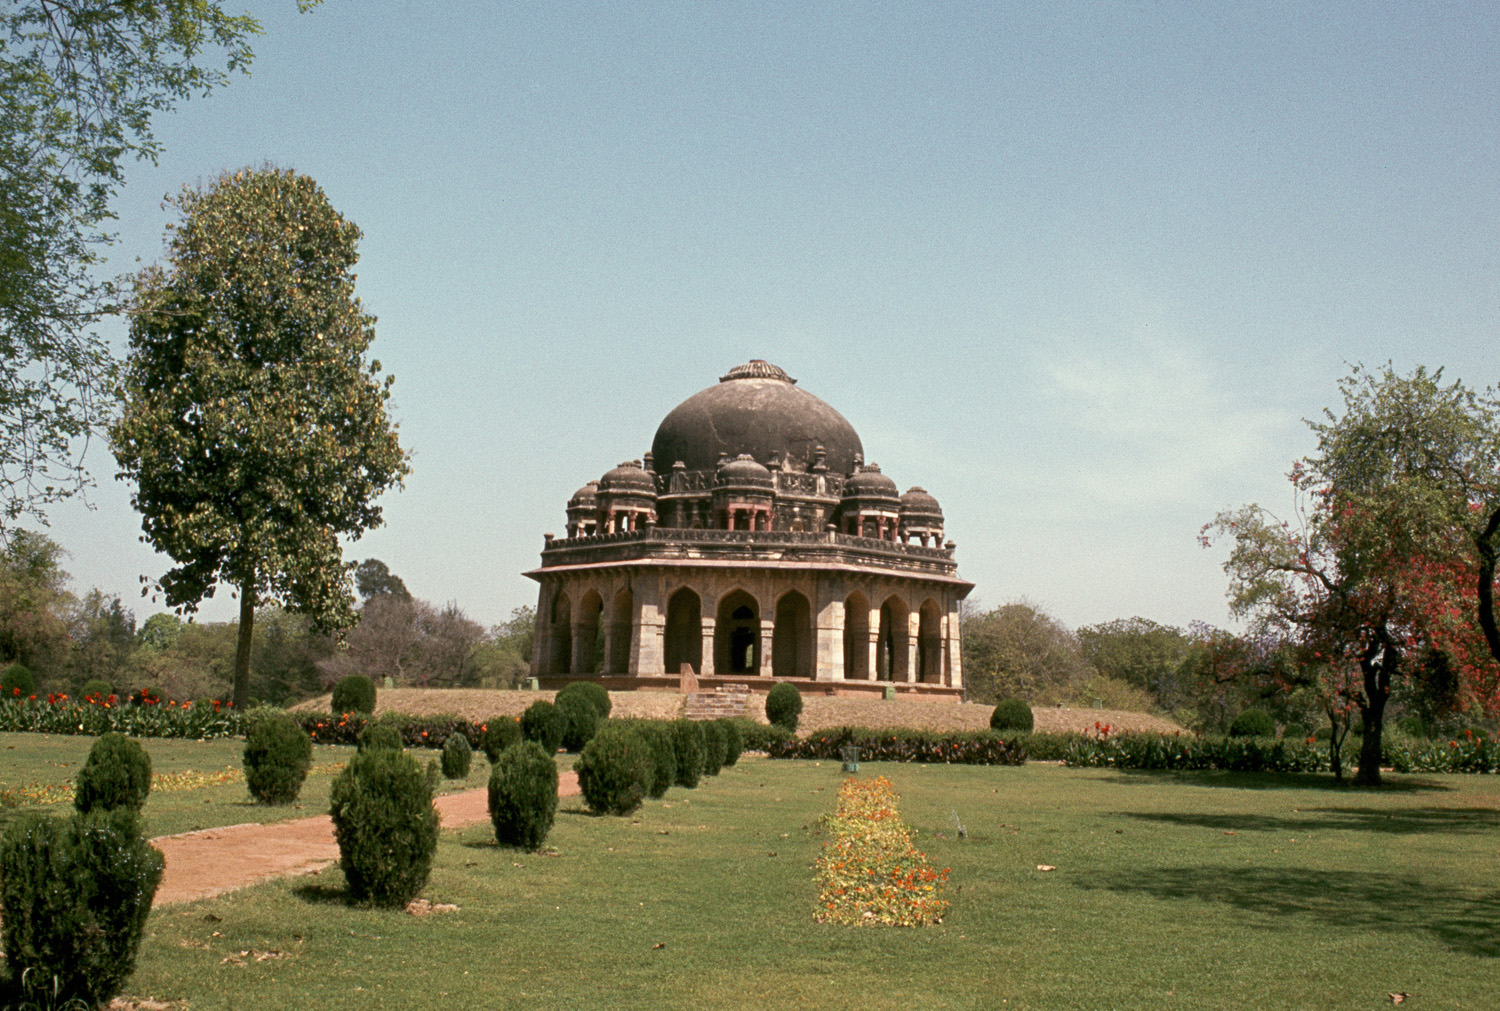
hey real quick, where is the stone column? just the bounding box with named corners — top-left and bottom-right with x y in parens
top-left (630, 585), bottom-right (663, 677)
top-left (759, 617), bottom-right (774, 676)
top-left (904, 612), bottom-right (919, 683)
top-left (570, 622), bottom-right (587, 675)
top-left (530, 583), bottom-right (551, 677)
top-left (814, 594), bottom-right (843, 681)
top-left (945, 602), bottom-right (964, 688)
top-left (699, 616), bottom-right (716, 677)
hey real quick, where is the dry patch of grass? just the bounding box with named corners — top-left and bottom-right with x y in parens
top-left (292, 688), bottom-right (685, 723)
top-left (297, 688), bottom-right (1181, 737)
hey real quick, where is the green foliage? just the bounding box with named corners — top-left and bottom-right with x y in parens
top-left (734, 719), bottom-right (793, 752)
top-left (768, 727), bottom-right (1028, 765)
top-left (332, 674), bottom-right (377, 715)
top-left (242, 715), bottom-right (312, 804)
top-left (575, 726), bottom-right (654, 816)
top-left (555, 693), bottom-right (600, 753)
top-left (1075, 617), bottom-right (1192, 710)
top-left (555, 680), bottom-right (612, 719)
top-left (520, 701), bottom-right (566, 753)
top-left (440, 732), bottom-right (472, 779)
top-left (960, 600), bottom-right (1096, 705)
top-left (0, 692), bottom-right (241, 738)
top-left (487, 741), bottom-right (558, 851)
top-left (480, 719), bottom-right (523, 763)
top-left (80, 677), bottom-right (113, 700)
top-left (765, 682), bottom-right (802, 732)
top-left (0, 808), bottom-right (164, 1008)
top-left (355, 559), bottom-right (411, 601)
top-left (0, 2), bottom-right (262, 528)
top-left (1, 662), bottom-right (34, 697)
top-left (718, 718), bottom-right (744, 766)
top-left (1228, 709), bottom-right (1276, 738)
top-left (990, 697), bottom-right (1034, 732)
top-left (1062, 731), bottom-right (1341, 773)
top-left (329, 748), bottom-right (438, 907)
top-left (73, 732), bottom-right (152, 814)
top-left (111, 167), bottom-right (411, 709)
top-left (357, 724), bottom-right (403, 753)
top-left (669, 720), bottom-right (704, 788)
top-left (1282, 722), bottom-right (1313, 741)
top-left (1397, 714), bottom-right (1428, 738)
top-left (627, 721), bottom-right (679, 799)
top-left (700, 720), bottom-right (726, 776)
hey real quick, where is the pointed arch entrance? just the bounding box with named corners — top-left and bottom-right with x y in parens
top-left (663, 587), bottom-right (702, 675)
top-left (843, 591), bottom-right (870, 680)
top-left (549, 592), bottom-right (572, 674)
top-left (772, 590), bottom-right (812, 677)
top-left (877, 595), bottom-right (909, 682)
top-left (605, 588), bottom-right (633, 673)
top-left (715, 590), bottom-right (761, 675)
top-left (917, 598), bottom-right (943, 683)
top-left (574, 589), bottom-right (604, 674)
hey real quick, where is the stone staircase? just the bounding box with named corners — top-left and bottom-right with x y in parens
top-left (683, 685), bottom-right (751, 721)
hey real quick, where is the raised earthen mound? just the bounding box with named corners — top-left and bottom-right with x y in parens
top-left (295, 688), bottom-right (1181, 736)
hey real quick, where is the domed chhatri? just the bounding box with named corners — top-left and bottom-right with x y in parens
top-left (526, 360), bottom-right (970, 698)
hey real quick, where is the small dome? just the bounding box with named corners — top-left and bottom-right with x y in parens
top-left (599, 460), bottom-right (656, 495)
top-left (900, 486), bottom-right (943, 521)
top-left (843, 463), bottom-right (900, 501)
top-left (716, 453), bottom-right (774, 490)
top-left (567, 481), bottom-right (599, 508)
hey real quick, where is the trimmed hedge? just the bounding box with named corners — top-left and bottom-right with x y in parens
top-left (2, 662), bottom-right (35, 699)
top-left (331, 674), bottom-right (376, 715)
top-left (243, 715), bottom-right (313, 804)
top-left (700, 720), bottom-right (726, 776)
top-left (440, 732), bottom-right (473, 779)
top-left (990, 697), bottom-right (1034, 732)
top-left (520, 701), bottom-right (566, 754)
top-left (330, 748), bottom-right (439, 907)
top-left (670, 720), bottom-right (704, 788)
top-left (575, 725), bottom-right (654, 815)
top-left (481, 719), bottom-right (523, 762)
top-left (719, 718), bottom-right (744, 766)
top-left (1063, 732), bottom-right (1331, 772)
top-left (0, 808), bottom-right (164, 1009)
top-left (489, 741), bottom-right (558, 850)
top-left (768, 726), bottom-right (1027, 765)
top-left (1228, 709), bottom-right (1276, 738)
top-left (765, 682), bottom-right (803, 732)
top-left (556, 693), bottom-right (600, 753)
top-left (74, 732), bottom-right (153, 814)
top-left (735, 719), bottom-right (793, 752)
top-left (555, 680), bottom-right (612, 719)
top-left (357, 723), bottom-right (404, 753)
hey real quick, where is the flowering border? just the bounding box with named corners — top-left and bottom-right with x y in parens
top-left (814, 776), bottom-right (950, 927)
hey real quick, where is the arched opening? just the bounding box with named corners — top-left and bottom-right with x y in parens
top-left (605, 588), bottom-right (633, 674)
top-left (575, 590), bottom-right (604, 674)
top-left (917, 598), bottom-right (942, 683)
top-left (663, 587), bottom-right (701, 675)
top-left (843, 591), bottom-right (870, 680)
top-left (715, 590), bottom-right (761, 675)
top-left (550, 592), bottom-right (572, 674)
top-left (772, 590), bottom-right (812, 677)
top-left (877, 595), bottom-right (909, 682)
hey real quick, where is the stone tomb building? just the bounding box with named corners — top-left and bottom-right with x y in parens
top-left (525, 361), bottom-right (971, 697)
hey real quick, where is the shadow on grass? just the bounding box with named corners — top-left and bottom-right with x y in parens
top-left (1078, 865), bottom-right (1500, 957)
top-left (291, 882), bottom-right (353, 906)
top-left (1098, 769), bottom-right (1455, 793)
top-left (1122, 806), bottom-right (1500, 836)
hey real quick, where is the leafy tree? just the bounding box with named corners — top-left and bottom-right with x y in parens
top-left (111, 167), bottom-right (409, 708)
top-left (0, 528), bottom-right (73, 682)
top-left (1076, 617), bottom-right (1191, 710)
top-left (136, 612), bottom-right (183, 652)
top-left (960, 599), bottom-right (1094, 705)
top-left (0, 1), bottom-right (265, 528)
top-left (67, 588), bottom-right (135, 689)
top-left (355, 558), bottom-right (410, 601)
top-left (1204, 364), bottom-right (1500, 784)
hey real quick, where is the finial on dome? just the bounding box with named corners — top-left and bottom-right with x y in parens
top-left (719, 360), bottom-right (796, 384)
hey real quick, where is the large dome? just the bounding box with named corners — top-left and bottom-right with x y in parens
top-left (651, 361), bottom-right (864, 476)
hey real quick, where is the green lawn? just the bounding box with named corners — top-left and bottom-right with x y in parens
top-left (0, 731), bottom-right (491, 838)
top-left (95, 755), bottom-right (1500, 1011)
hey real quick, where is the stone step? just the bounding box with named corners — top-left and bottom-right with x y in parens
top-left (683, 688), bottom-right (750, 721)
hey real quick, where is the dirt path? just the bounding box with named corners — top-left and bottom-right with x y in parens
top-left (150, 772), bottom-right (580, 907)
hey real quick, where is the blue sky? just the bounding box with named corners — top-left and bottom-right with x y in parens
top-left (40, 1), bottom-right (1500, 634)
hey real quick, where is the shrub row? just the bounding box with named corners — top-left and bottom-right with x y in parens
top-left (0, 693), bottom-right (242, 739)
top-left (767, 726), bottom-right (1028, 766)
top-left (1062, 732), bottom-right (1335, 773)
top-left (1388, 733), bottom-right (1500, 774)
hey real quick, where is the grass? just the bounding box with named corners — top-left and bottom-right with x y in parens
top-left (0, 731), bottom-right (490, 838)
top-left (96, 754), bottom-right (1499, 1011)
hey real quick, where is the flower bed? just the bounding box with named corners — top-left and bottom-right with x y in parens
top-left (1388, 731), bottom-right (1498, 773)
top-left (0, 692), bottom-right (241, 739)
top-left (0, 762), bottom-right (347, 810)
top-left (768, 726), bottom-right (1026, 765)
top-left (813, 776), bottom-right (949, 927)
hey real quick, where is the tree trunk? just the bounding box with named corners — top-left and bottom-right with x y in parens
top-left (1355, 660), bottom-right (1389, 787)
top-left (1477, 506), bottom-right (1500, 666)
top-left (232, 582), bottom-right (256, 710)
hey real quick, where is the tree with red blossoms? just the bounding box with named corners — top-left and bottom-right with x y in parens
top-left (1205, 364), bottom-right (1500, 785)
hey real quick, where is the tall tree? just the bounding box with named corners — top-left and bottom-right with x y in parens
top-left (355, 558), bottom-right (410, 601)
top-left (111, 167), bottom-right (410, 708)
top-left (1205, 364), bottom-right (1500, 784)
top-left (1, 1), bottom-right (265, 527)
